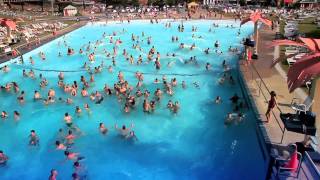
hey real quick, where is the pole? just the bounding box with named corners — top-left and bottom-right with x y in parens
top-left (51, 0), bottom-right (54, 16)
top-left (254, 21), bottom-right (258, 55)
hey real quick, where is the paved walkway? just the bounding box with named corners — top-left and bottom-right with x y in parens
top-left (239, 25), bottom-right (318, 146)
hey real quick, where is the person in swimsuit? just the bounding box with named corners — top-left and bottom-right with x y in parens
top-left (99, 123), bottom-right (108, 135)
top-left (64, 113), bottom-right (73, 128)
top-left (55, 141), bottom-right (67, 150)
top-left (265, 91), bottom-right (277, 123)
top-left (48, 169), bottom-right (58, 180)
top-left (0, 150), bottom-right (9, 165)
top-left (64, 151), bottom-right (84, 162)
top-left (29, 130), bottom-right (39, 146)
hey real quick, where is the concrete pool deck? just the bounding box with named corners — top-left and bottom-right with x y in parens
top-left (239, 25), bottom-right (319, 148)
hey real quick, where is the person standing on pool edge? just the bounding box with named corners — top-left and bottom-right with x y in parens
top-left (265, 91), bottom-right (278, 123)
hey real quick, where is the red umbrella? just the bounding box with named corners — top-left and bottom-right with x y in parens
top-left (241, 11), bottom-right (272, 55)
top-left (269, 37), bottom-right (320, 92)
top-left (269, 37), bottom-right (320, 67)
top-left (287, 53), bottom-right (320, 92)
top-left (240, 11), bottom-right (272, 27)
top-left (0, 18), bottom-right (17, 30)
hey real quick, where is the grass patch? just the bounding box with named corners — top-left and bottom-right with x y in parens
top-left (279, 20), bottom-right (285, 35)
top-left (298, 18), bottom-right (320, 38)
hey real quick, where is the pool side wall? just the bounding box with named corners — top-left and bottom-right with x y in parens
top-left (236, 60), bottom-right (271, 180)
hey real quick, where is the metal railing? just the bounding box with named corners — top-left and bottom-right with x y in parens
top-left (248, 62), bottom-right (286, 144)
top-left (298, 152), bottom-right (320, 180)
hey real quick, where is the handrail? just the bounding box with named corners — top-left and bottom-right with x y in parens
top-left (249, 62), bottom-right (286, 144)
top-left (252, 64), bottom-right (283, 113)
top-left (304, 152), bottom-right (320, 176)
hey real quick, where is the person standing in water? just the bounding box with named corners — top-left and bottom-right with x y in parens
top-left (29, 130), bottom-right (40, 146)
top-left (0, 150), bottom-right (9, 165)
top-left (48, 169), bottom-right (58, 180)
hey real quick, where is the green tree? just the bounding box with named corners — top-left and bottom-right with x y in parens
top-left (239, 0), bottom-right (246, 6)
top-left (131, 0), bottom-right (140, 6)
top-left (165, 0), bottom-right (177, 6)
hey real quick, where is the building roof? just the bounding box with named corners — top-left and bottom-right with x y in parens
top-left (188, 2), bottom-right (199, 6)
top-left (300, 0), bottom-right (319, 3)
top-left (64, 5), bottom-right (77, 10)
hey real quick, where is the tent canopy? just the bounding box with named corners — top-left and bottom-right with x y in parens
top-left (64, 5), bottom-right (77, 10)
top-left (188, 2), bottom-right (199, 8)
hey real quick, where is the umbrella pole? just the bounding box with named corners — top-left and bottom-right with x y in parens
top-left (254, 22), bottom-right (258, 55)
top-left (6, 27), bottom-right (12, 44)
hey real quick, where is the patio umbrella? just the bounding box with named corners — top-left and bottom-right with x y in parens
top-left (0, 19), bottom-right (17, 30)
top-left (287, 53), bottom-right (320, 93)
top-left (240, 11), bottom-right (272, 55)
top-left (268, 39), bottom-right (308, 67)
top-left (269, 37), bottom-right (320, 92)
top-left (240, 11), bottom-right (272, 27)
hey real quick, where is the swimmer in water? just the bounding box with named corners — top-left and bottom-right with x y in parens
top-left (215, 96), bottom-right (222, 104)
top-left (193, 82), bottom-right (200, 89)
top-left (99, 123), bottom-right (108, 135)
top-left (64, 151), bottom-right (84, 162)
top-left (55, 141), bottom-right (67, 150)
top-left (75, 106), bottom-right (82, 116)
top-left (126, 131), bottom-right (138, 141)
top-left (49, 169), bottom-right (58, 180)
top-left (182, 81), bottom-right (186, 89)
top-left (14, 110), bottom-right (20, 121)
top-left (0, 150), bottom-right (9, 165)
top-left (1, 111), bottom-right (8, 119)
top-left (115, 123), bottom-right (134, 138)
top-left (65, 130), bottom-right (76, 146)
top-left (84, 103), bottom-right (91, 113)
top-left (205, 62), bottom-right (211, 70)
top-left (29, 130), bottom-right (40, 146)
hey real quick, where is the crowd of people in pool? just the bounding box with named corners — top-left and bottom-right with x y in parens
top-left (0, 18), bottom-right (249, 179)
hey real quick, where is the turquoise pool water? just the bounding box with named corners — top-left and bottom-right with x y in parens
top-left (0, 20), bottom-right (265, 179)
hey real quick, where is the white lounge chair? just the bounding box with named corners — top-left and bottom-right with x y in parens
top-left (285, 49), bottom-right (299, 56)
top-left (286, 53), bottom-right (306, 66)
top-left (291, 96), bottom-right (314, 113)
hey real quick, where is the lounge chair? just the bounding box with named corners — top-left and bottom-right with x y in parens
top-left (286, 53), bottom-right (306, 66)
top-left (291, 96), bottom-right (314, 113)
top-left (271, 144), bottom-right (303, 178)
top-left (277, 152), bottom-right (302, 178)
top-left (285, 49), bottom-right (299, 56)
